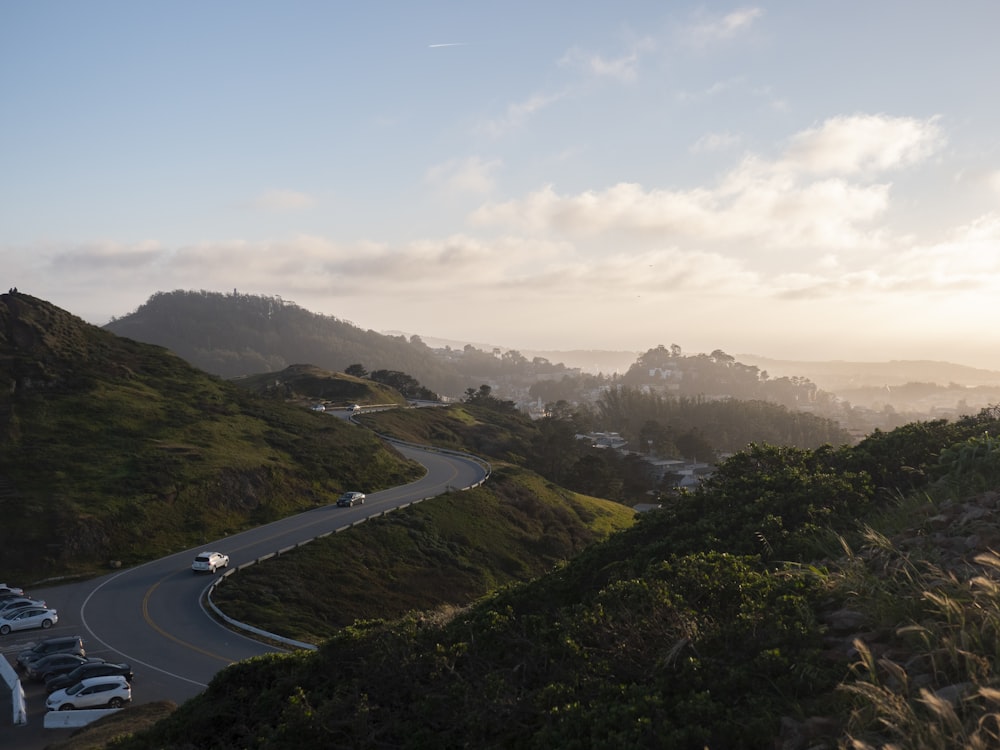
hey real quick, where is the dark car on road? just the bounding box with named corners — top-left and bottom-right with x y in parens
top-left (16, 635), bottom-right (85, 672)
top-left (46, 661), bottom-right (133, 693)
top-left (337, 491), bottom-right (366, 507)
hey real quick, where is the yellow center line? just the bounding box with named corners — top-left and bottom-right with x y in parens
top-left (138, 453), bottom-right (464, 663)
top-left (141, 577), bottom-right (235, 665)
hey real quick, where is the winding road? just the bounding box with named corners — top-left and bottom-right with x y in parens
top-left (2, 439), bottom-right (489, 745)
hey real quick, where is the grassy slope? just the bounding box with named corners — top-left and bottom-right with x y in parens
top-left (0, 295), bottom-right (422, 580)
top-left (234, 364), bottom-right (407, 408)
top-left (93, 412), bottom-right (1000, 749)
top-left (359, 402), bottom-right (540, 464)
top-left (210, 465), bottom-right (635, 643)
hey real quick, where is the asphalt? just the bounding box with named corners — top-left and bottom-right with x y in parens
top-left (1, 665), bottom-right (76, 750)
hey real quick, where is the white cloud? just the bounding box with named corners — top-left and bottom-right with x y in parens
top-left (252, 189), bottom-right (316, 212)
top-left (472, 114), bottom-right (941, 251)
top-left (425, 156), bottom-right (502, 195)
top-left (479, 92), bottom-right (564, 137)
top-left (48, 240), bottom-right (166, 271)
top-left (780, 114), bottom-right (944, 176)
top-left (683, 7), bottom-right (764, 46)
top-left (471, 176), bottom-right (890, 251)
top-left (691, 131), bottom-right (741, 153)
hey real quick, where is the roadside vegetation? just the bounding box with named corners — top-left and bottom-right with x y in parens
top-left (93, 407), bottom-right (1000, 749)
top-left (210, 466), bottom-right (635, 643)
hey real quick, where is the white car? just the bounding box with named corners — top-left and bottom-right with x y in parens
top-left (0, 598), bottom-right (46, 616)
top-left (46, 675), bottom-right (131, 711)
top-left (0, 584), bottom-right (24, 597)
top-left (0, 606), bottom-right (58, 635)
top-left (191, 551), bottom-right (230, 573)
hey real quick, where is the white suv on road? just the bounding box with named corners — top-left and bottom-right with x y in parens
top-left (46, 675), bottom-right (131, 711)
top-left (191, 551), bottom-right (230, 573)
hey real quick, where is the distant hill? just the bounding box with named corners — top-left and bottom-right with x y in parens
top-left (386, 331), bottom-right (641, 375)
top-left (105, 290), bottom-right (470, 397)
top-left (737, 355), bottom-right (1000, 391)
top-left (0, 291), bottom-right (422, 580)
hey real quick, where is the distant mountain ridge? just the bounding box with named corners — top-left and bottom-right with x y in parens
top-left (105, 290), bottom-right (470, 397)
top-left (737, 355), bottom-right (1000, 391)
top-left (103, 290), bottom-right (1000, 405)
top-left (382, 331), bottom-right (641, 375)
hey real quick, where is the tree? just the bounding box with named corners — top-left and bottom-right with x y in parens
top-left (370, 369), bottom-right (438, 400)
top-left (675, 428), bottom-right (715, 462)
top-left (345, 364), bottom-right (368, 378)
top-left (463, 384), bottom-right (519, 414)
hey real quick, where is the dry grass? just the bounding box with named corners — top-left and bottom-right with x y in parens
top-left (45, 702), bottom-right (178, 750)
top-left (834, 513), bottom-right (1000, 749)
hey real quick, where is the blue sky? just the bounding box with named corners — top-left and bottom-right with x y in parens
top-left (4, 2), bottom-right (1000, 367)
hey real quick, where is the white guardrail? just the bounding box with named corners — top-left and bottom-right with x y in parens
top-left (206, 437), bottom-right (491, 649)
top-left (0, 654), bottom-right (26, 726)
top-left (5, 410), bottom-right (490, 731)
top-left (44, 708), bottom-right (120, 729)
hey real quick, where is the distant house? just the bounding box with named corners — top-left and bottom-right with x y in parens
top-left (648, 367), bottom-right (682, 380)
top-left (643, 455), bottom-right (715, 489)
top-left (576, 431), bottom-right (628, 450)
top-left (632, 503), bottom-right (663, 513)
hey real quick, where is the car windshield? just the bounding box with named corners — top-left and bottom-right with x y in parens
top-left (66, 682), bottom-right (85, 696)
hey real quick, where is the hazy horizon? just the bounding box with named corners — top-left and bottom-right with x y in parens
top-left (5, 4), bottom-right (1000, 369)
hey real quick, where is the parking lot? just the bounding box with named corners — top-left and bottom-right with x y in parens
top-left (1, 655), bottom-right (77, 750)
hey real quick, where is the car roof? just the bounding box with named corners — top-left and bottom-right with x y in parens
top-left (71, 661), bottom-right (128, 671)
top-left (34, 652), bottom-right (84, 663)
top-left (78, 675), bottom-right (129, 686)
top-left (39, 635), bottom-right (82, 644)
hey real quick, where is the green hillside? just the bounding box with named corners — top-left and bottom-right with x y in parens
top-left (104, 289), bottom-right (469, 396)
top-left (234, 363), bottom-right (407, 408)
top-left (0, 293), bottom-right (422, 580)
top-left (97, 408), bottom-right (1000, 749)
top-left (210, 466), bottom-right (635, 643)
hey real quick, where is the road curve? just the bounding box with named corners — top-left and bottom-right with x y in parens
top-left (0, 439), bottom-right (488, 747)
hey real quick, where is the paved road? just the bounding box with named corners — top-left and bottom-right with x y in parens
top-left (1, 441), bottom-right (489, 748)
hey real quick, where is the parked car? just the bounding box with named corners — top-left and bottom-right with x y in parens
top-left (0, 584), bottom-right (24, 596)
top-left (46, 662), bottom-right (133, 694)
top-left (0, 597), bottom-right (46, 615)
top-left (26, 653), bottom-right (100, 682)
top-left (0, 606), bottom-right (58, 635)
top-left (191, 551), bottom-right (229, 573)
top-left (337, 491), bottom-right (366, 507)
top-left (46, 675), bottom-right (131, 711)
top-left (17, 636), bottom-right (86, 671)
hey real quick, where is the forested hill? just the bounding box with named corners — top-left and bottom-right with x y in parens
top-left (0, 291), bottom-right (423, 580)
top-left (104, 290), bottom-right (469, 397)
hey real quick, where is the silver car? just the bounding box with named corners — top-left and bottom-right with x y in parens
top-left (0, 606), bottom-right (58, 635)
top-left (191, 551), bottom-right (230, 573)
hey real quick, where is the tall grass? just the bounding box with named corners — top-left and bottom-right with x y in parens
top-left (834, 508), bottom-right (1000, 749)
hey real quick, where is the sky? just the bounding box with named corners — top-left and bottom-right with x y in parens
top-left (4, 2), bottom-right (1000, 368)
